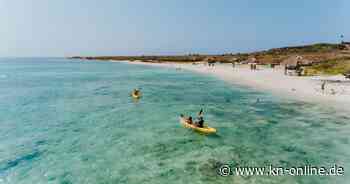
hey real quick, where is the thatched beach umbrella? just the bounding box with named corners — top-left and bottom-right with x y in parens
top-left (203, 56), bottom-right (216, 66)
top-left (247, 57), bottom-right (257, 64)
top-left (240, 57), bottom-right (257, 65)
top-left (282, 55), bottom-right (314, 66)
top-left (228, 57), bottom-right (238, 62)
top-left (282, 56), bottom-right (300, 67)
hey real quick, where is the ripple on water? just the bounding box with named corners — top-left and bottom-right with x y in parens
top-left (0, 150), bottom-right (41, 173)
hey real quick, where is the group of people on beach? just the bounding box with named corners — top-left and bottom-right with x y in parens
top-left (250, 63), bottom-right (257, 70)
top-left (208, 62), bottom-right (215, 67)
top-left (181, 109), bottom-right (204, 128)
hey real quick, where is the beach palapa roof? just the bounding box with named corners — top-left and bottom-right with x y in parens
top-left (228, 57), bottom-right (238, 62)
top-left (282, 56), bottom-right (299, 66)
top-left (239, 57), bottom-right (257, 64)
top-left (282, 55), bottom-right (313, 66)
top-left (203, 56), bottom-right (215, 62)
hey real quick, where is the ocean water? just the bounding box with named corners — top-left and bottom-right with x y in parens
top-left (0, 58), bottom-right (349, 184)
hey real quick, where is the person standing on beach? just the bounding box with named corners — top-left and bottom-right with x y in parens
top-left (321, 81), bottom-right (326, 93)
top-left (284, 65), bottom-right (287, 75)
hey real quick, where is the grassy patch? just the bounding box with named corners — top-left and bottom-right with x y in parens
top-left (304, 57), bottom-right (350, 75)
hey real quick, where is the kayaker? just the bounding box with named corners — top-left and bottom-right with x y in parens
top-left (195, 116), bottom-right (204, 128)
top-left (133, 89), bottom-right (140, 95)
top-left (187, 116), bottom-right (193, 124)
top-left (180, 114), bottom-right (193, 124)
top-left (195, 109), bottom-right (204, 127)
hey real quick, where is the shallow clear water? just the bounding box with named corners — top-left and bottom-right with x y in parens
top-left (0, 58), bottom-right (349, 184)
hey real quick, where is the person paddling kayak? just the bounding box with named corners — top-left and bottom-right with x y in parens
top-left (179, 110), bottom-right (216, 134)
top-left (131, 88), bottom-right (142, 99)
top-left (194, 109), bottom-right (204, 128)
top-left (132, 89), bottom-right (140, 95)
top-left (180, 114), bottom-right (193, 124)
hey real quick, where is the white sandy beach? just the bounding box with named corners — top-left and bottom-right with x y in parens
top-left (123, 61), bottom-right (350, 109)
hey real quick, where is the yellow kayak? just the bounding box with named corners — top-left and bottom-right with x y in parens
top-left (131, 93), bottom-right (141, 99)
top-left (180, 117), bottom-right (217, 134)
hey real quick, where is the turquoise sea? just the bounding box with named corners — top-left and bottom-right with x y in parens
top-left (0, 58), bottom-right (349, 184)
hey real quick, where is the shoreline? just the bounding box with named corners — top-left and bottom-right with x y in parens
top-left (119, 60), bottom-right (350, 110)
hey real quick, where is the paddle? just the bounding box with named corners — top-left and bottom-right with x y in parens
top-left (198, 108), bottom-right (203, 116)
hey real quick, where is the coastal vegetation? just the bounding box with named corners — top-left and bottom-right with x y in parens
top-left (303, 57), bottom-right (350, 76)
top-left (71, 42), bottom-right (350, 75)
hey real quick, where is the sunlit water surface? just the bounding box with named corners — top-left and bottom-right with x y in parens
top-left (0, 58), bottom-right (349, 184)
